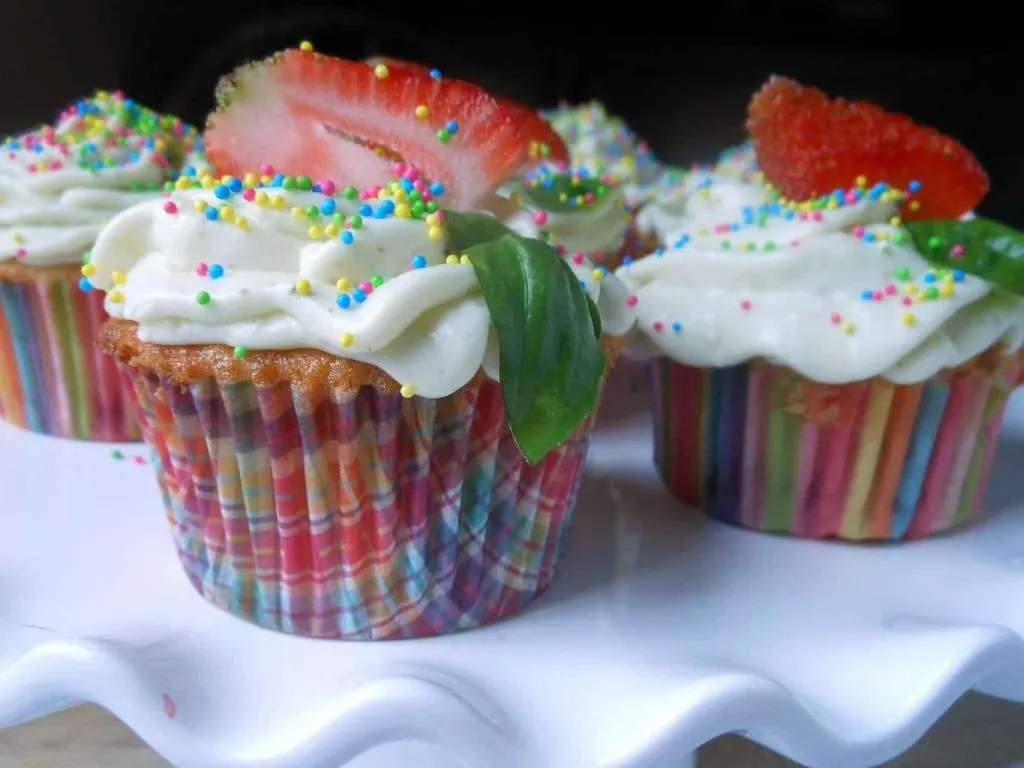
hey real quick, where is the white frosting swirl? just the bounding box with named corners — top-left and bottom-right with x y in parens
top-left (87, 184), bottom-right (635, 398)
top-left (1, 93), bottom-right (200, 267)
top-left (618, 195), bottom-right (1024, 384)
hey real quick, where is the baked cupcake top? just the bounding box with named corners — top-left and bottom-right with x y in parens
top-left (618, 76), bottom-right (1024, 385)
top-left (500, 164), bottom-right (631, 265)
top-left (0, 91), bottom-right (201, 267)
top-left (88, 48), bottom-right (636, 462)
top-left (542, 101), bottom-right (665, 208)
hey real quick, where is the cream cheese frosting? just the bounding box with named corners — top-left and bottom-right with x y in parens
top-left (542, 101), bottom-right (664, 208)
top-left (1, 92), bottom-right (201, 267)
top-left (85, 173), bottom-right (635, 399)
top-left (618, 191), bottom-right (1024, 384)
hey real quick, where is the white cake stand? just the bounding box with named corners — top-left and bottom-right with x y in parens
top-left (2, 361), bottom-right (1022, 768)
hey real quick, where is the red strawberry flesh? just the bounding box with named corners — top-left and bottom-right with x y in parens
top-left (746, 76), bottom-right (989, 220)
top-left (205, 50), bottom-right (528, 209)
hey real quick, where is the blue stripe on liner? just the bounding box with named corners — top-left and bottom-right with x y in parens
top-left (703, 367), bottom-right (727, 508)
top-left (0, 281), bottom-right (46, 432)
top-left (891, 381), bottom-right (949, 538)
top-left (712, 365), bottom-right (748, 524)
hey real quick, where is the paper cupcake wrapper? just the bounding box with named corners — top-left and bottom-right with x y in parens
top-left (119, 366), bottom-right (594, 640)
top-left (651, 355), bottom-right (1023, 541)
top-left (0, 277), bottom-right (139, 441)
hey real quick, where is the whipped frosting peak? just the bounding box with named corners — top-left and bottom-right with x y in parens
top-left (1, 91), bottom-right (201, 267)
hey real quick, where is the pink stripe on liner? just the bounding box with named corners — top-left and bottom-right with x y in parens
top-left (30, 281), bottom-right (70, 434)
top-left (792, 422), bottom-right (820, 538)
top-left (809, 386), bottom-right (869, 539)
top-left (934, 376), bottom-right (989, 531)
top-left (905, 379), bottom-right (975, 538)
top-left (969, 374), bottom-right (1021, 519)
top-left (740, 365), bottom-right (770, 530)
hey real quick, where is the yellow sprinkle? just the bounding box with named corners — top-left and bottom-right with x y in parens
top-left (295, 279), bottom-right (312, 296)
top-left (193, 199), bottom-right (208, 213)
top-left (908, 200), bottom-right (921, 212)
top-left (291, 206), bottom-right (304, 218)
top-left (428, 226), bottom-right (443, 241)
top-left (325, 223), bottom-right (339, 238)
top-left (81, 264), bottom-right (96, 277)
top-left (446, 255), bottom-right (460, 265)
top-left (220, 205), bottom-right (235, 221)
top-left (903, 283), bottom-right (916, 295)
top-left (111, 270), bottom-right (126, 285)
top-left (395, 203), bottom-right (412, 218)
top-left (840, 321), bottom-right (855, 335)
top-left (415, 105), bottom-right (428, 119)
top-left (175, 176), bottom-right (191, 190)
top-left (200, 176), bottom-right (214, 189)
top-left (271, 195), bottom-right (285, 209)
top-left (558, 193), bottom-right (568, 203)
top-left (260, 175), bottom-right (273, 186)
top-left (299, 40), bottom-right (314, 52)
top-left (374, 64), bottom-right (389, 79)
top-left (236, 216), bottom-right (249, 231)
top-left (336, 278), bottom-right (350, 291)
top-left (825, 199), bottom-right (839, 210)
top-left (339, 332), bottom-right (354, 347)
top-left (424, 213), bottom-right (440, 228)
top-left (698, 188), bottom-right (711, 201)
top-left (308, 225), bottom-right (323, 239)
top-left (399, 384), bottom-right (416, 399)
top-left (855, 175), bottom-right (867, 187)
top-left (697, 227), bottom-right (709, 238)
top-left (393, 189), bottom-right (408, 203)
top-left (741, 242), bottom-right (755, 252)
top-left (108, 290), bottom-right (124, 303)
top-left (939, 283), bottom-right (955, 298)
top-left (243, 173), bottom-right (258, 187)
top-left (460, 254), bottom-right (471, 265)
top-left (590, 268), bottom-right (603, 280)
top-left (902, 312), bottom-right (916, 326)
top-left (254, 190), bottom-right (269, 206)
top-left (376, 188), bottom-right (389, 200)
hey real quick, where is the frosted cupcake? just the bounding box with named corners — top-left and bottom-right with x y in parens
top-left (619, 76), bottom-right (1024, 541)
top-left (89, 48), bottom-right (634, 640)
top-left (0, 91), bottom-right (200, 439)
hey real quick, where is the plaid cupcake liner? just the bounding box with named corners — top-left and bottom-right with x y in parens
top-left (120, 365), bottom-right (595, 640)
top-left (652, 351), bottom-right (1023, 541)
top-left (0, 276), bottom-right (139, 440)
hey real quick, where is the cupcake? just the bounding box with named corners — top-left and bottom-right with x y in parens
top-left (89, 48), bottom-right (635, 640)
top-left (634, 145), bottom-right (768, 253)
top-left (618, 76), bottom-right (1024, 541)
top-left (0, 91), bottom-right (201, 440)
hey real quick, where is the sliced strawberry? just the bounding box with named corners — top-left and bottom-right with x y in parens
top-left (363, 56), bottom-right (433, 77)
top-left (495, 97), bottom-right (569, 168)
top-left (205, 49), bottom-right (528, 209)
top-left (746, 76), bottom-right (989, 220)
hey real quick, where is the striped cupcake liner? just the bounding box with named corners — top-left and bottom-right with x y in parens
top-left (119, 366), bottom-right (595, 640)
top-left (0, 277), bottom-right (139, 441)
top-left (651, 354), bottom-right (1023, 541)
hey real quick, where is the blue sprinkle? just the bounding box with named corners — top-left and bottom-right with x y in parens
top-left (341, 231), bottom-right (354, 245)
top-left (204, 207), bottom-right (219, 221)
top-left (321, 198), bottom-right (336, 215)
top-left (655, 247), bottom-right (666, 256)
top-left (411, 255), bottom-right (427, 269)
top-left (357, 204), bottom-right (373, 217)
top-left (783, 210), bottom-right (796, 220)
top-left (863, 232), bottom-right (876, 242)
top-left (429, 181), bottom-right (445, 196)
top-left (621, 256), bottom-right (634, 266)
top-left (213, 184), bottom-right (231, 200)
top-left (336, 294), bottom-right (351, 309)
top-left (227, 177), bottom-right (243, 193)
top-left (352, 289), bottom-right (367, 303)
top-left (953, 269), bottom-right (965, 282)
top-left (861, 289), bottom-right (873, 300)
top-left (429, 68), bottom-right (441, 79)
top-left (908, 180), bottom-right (922, 192)
top-left (78, 278), bottom-right (93, 292)
top-left (671, 322), bottom-right (682, 333)
top-left (923, 273), bottom-right (936, 284)
top-left (579, 278), bottom-right (588, 293)
top-left (378, 199), bottom-right (395, 213)
top-left (399, 178), bottom-right (414, 192)
top-left (445, 120), bottom-right (458, 134)
top-left (144, 139), bottom-right (155, 149)
top-left (209, 264), bottom-right (225, 279)
top-left (729, 223), bottom-right (741, 232)
top-left (184, 165), bottom-right (196, 177)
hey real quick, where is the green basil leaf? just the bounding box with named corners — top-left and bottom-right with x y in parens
top-left (510, 174), bottom-right (615, 214)
top-left (444, 211), bottom-right (605, 463)
top-left (586, 294), bottom-right (602, 339)
top-left (905, 217), bottom-right (1024, 296)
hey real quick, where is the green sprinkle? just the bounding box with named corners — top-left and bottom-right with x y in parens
top-left (764, 241), bottom-right (776, 251)
top-left (895, 266), bottom-right (911, 280)
top-left (925, 286), bottom-right (940, 300)
top-left (111, 449), bottom-right (124, 460)
top-left (305, 205), bottom-right (319, 218)
top-left (342, 185), bottom-right (359, 199)
top-left (425, 200), bottom-right (440, 213)
top-left (196, 291), bottom-right (211, 305)
top-left (370, 275), bottom-right (384, 288)
top-left (233, 345), bottom-right (248, 359)
top-left (296, 175), bottom-right (313, 191)
top-left (349, 215), bottom-right (363, 230)
top-left (892, 231), bottom-right (906, 245)
top-left (82, 251), bottom-right (92, 264)
top-left (282, 176), bottom-right (297, 190)
top-left (927, 235), bottom-right (942, 250)
top-left (437, 129), bottom-right (451, 143)
top-left (720, 240), bottom-right (731, 250)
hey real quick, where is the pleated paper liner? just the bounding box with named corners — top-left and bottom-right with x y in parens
top-left (110, 328), bottom-right (621, 640)
top-left (0, 264), bottom-right (139, 441)
top-left (651, 348), bottom-right (1023, 541)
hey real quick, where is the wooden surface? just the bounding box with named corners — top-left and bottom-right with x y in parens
top-left (1, 693), bottom-right (1021, 767)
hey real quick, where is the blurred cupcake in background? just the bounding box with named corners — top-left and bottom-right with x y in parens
top-left (0, 91), bottom-right (200, 439)
top-left (619, 76), bottom-right (1024, 542)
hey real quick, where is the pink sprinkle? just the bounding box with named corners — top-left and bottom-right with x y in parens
top-left (412, 179), bottom-right (426, 191)
top-left (27, 164), bottom-right (37, 173)
top-left (320, 180), bottom-right (336, 196)
top-left (625, 294), bottom-right (639, 307)
top-left (162, 694), bottom-right (176, 719)
top-left (714, 223), bottom-right (730, 234)
top-left (830, 312), bottom-right (841, 324)
top-left (358, 280), bottom-right (374, 294)
top-left (844, 191), bottom-right (858, 204)
top-left (872, 290), bottom-right (884, 301)
top-left (49, 161), bottom-right (62, 170)
top-left (571, 252), bottom-right (584, 264)
top-left (15, 248), bottom-right (27, 259)
top-left (797, 212), bottom-right (809, 221)
top-left (554, 244), bottom-right (567, 256)
top-left (195, 262), bottom-right (209, 276)
top-left (884, 283), bottom-right (897, 295)
top-left (584, 192), bottom-right (595, 203)
top-left (259, 164), bottom-right (274, 175)
top-left (740, 300), bottom-right (752, 311)
top-left (391, 161), bottom-right (405, 176)
top-left (852, 225), bottom-right (865, 237)
top-left (532, 210), bottom-right (548, 226)
top-left (950, 244), bottom-right (965, 258)
top-left (403, 167), bottom-right (419, 181)
top-left (901, 296), bottom-right (913, 306)
top-left (790, 239), bottom-right (801, 247)
top-left (163, 201), bottom-right (178, 214)
top-left (133, 455), bottom-right (146, 465)
top-left (592, 250), bottom-right (605, 263)
top-left (241, 188), bottom-right (256, 201)
top-left (810, 211), bottom-right (823, 221)
top-left (652, 321), bottom-right (664, 332)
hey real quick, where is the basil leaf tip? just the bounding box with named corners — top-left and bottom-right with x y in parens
top-left (444, 211), bottom-right (605, 463)
top-left (905, 217), bottom-right (1024, 296)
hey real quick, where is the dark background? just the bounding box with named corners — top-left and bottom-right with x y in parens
top-left (3, 1), bottom-right (1019, 224)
